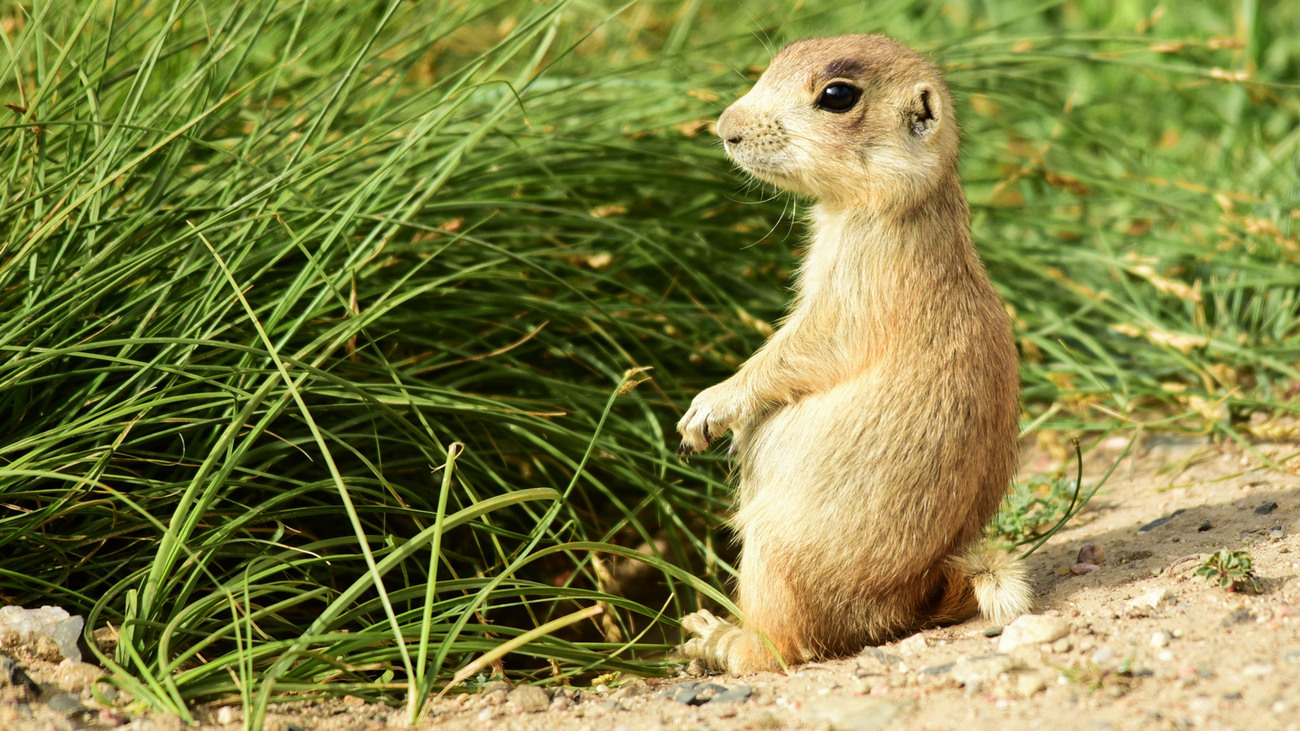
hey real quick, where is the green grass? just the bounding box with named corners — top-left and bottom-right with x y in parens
top-left (1, 0), bottom-right (1296, 725)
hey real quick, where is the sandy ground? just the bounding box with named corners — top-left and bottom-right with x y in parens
top-left (4, 433), bottom-right (1298, 730)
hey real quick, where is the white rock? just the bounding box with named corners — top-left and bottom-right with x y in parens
top-left (1128, 588), bottom-right (1174, 610)
top-left (897, 633), bottom-right (928, 655)
top-left (0, 605), bottom-right (84, 662)
top-left (1150, 631), bottom-right (1173, 648)
top-left (998, 614), bottom-right (1070, 652)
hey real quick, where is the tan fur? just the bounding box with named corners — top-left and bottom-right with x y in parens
top-left (677, 35), bottom-right (1032, 673)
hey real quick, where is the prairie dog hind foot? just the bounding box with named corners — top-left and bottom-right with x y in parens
top-left (680, 609), bottom-right (782, 674)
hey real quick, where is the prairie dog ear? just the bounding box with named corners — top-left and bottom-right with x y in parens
top-left (906, 82), bottom-right (942, 138)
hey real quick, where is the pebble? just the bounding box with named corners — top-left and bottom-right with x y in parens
top-left (216, 707), bottom-right (237, 724)
top-left (982, 626), bottom-right (1003, 638)
top-left (897, 633), bottom-right (927, 655)
top-left (919, 662), bottom-right (954, 676)
top-left (1221, 608), bottom-right (1254, 627)
top-left (0, 654), bottom-right (40, 700)
top-left (1241, 663), bottom-right (1272, 677)
top-left (1092, 647), bottom-right (1116, 664)
top-left (710, 684), bottom-right (753, 704)
top-left (1198, 521), bottom-right (1213, 532)
top-left (950, 654), bottom-right (1019, 688)
top-left (548, 696), bottom-right (569, 712)
top-left (665, 681), bottom-right (728, 705)
top-left (1050, 637), bottom-right (1072, 653)
top-left (1077, 544), bottom-right (1106, 564)
top-left (506, 685), bottom-right (550, 713)
top-left (46, 693), bottom-right (86, 717)
top-left (998, 615), bottom-right (1069, 651)
top-left (1016, 673), bottom-right (1047, 697)
top-left (1284, 651), bottom-right (1300, 665)
top-left (1139, 509), bottom-right (1186, 533)
top-left (1071, 562), bottom-right (1100, 575)
top-left (858, 646), bottom-right (904, 671)
top-left (1150, 631), bottom-right (1173, 648)
top-left (1270, 529), bottom-right (1284, 541)
top-left (1128, 588), bottom-right (1174, 610)
top-left (801, 697), bottom-right (914, 731)
top-left (1255, 501), bottom-right (1278, 515)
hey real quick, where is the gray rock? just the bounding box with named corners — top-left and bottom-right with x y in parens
top-left (919, 662), bottom-right (954, 676)
top-left (1283, 650), bottom-right (1300, 664)
top-left (982, 626), bottom-right (1003, 638)
top-left (1138, 509), bottom-right (1186, 533)
top-left (858, 646), bottom-right (904, 671)
top-left (1198, 521), bottom-right (1213, 532)
top-left (709, 684), bottom-right (753, 703)
top-left (47, 693), bottom-right (86, 716)
top-left (506, 685), bottom-right (550, 713)
top-left (666, 681), bottom-right (728, 705)
top-left (951, 654), bottom-right (1019, 687)
top-left (0, 654), bottom-right (39, 700)
top-left (802, 697), bottom-right (915, 731)
top-left (1255, 501), bottom-right (1278, 515)
top-left (1221, 608), bottom-right (1253, 627)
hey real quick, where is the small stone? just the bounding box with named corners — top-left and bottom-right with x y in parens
top-left (1139, 509), bottom-right (1186, 533)
top-left (1255, 501), bottom-right (1278, 515)
top-left (1092, 647), bottom-right (1116, 665)
top-left (998, 615), bottom-right (1069, 651)
top-left (0, 654), bottom-right (39, 700)
top-left (611, 679), bottom-right (649, 700)
top-left (1241, 663), bottom-right (1272, 677)
top-left (47, 693), bottom-right (86, 717)
top-left (1157, 650), bottom-right (1174, 662)
top-left (982, 626), bottom-right (1003, 638)
top-left (801, 697), bottom-right (914, 731)
top-left (1198, 521), bottom-right (1213, 532)
top-left (897, 633), bottom-right (927, 655)
top-left (1270, 529), bottom-right (1284, 541)
top-left (98, 709), bottom-right (127, 726)
top-left (506, 685), bottom-right (550, 713)
top-left (1128, 588), bottom-right (1174, 610)
top-left (858, 646), bottom-right (904, 671)
top-left (548, 695), bottom-right (568, 712)
top-left (950, 654), bottom-right (1019, 688)
top-left (1016, 673), bottom-right (1047, 697)
top-left (1071, 562), bottom-right (1100, 575)
top-left (217, 706), bottom-right (237, 724)
top-left (1150, 631), bottom-right (1173, 648)
top-left (1221, 608), bottom-right (1254, 627)
top-left (709, 684), bottom-right (753, 704)
top-left (1077, 544), bottom-right (1106, 564)
top-left (919, 662), bottom-right (954, 676)
top-left (1051, 637), bottom-right (1072, 653)
top-left (1284, 651), bottom-right (1300, 664)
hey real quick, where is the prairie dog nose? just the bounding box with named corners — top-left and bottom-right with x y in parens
top-left (716, 107), bottom-right (744, 145)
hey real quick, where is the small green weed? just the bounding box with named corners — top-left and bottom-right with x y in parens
top-left (989, 475), bottom-right (1080, 544)
top-left (1195, 549), bottom-right (1263, 594)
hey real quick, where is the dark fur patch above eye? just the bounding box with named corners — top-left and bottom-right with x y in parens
top-left (823, 58), bottom-right (865, 79)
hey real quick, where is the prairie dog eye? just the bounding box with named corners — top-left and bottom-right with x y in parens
top-left (815, 82), bottom-right (861, 113)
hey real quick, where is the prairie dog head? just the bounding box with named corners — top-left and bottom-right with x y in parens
top-left (717, 35), bottom-right (959, 208)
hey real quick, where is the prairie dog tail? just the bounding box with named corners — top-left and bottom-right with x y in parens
top-left (953, 545), bottom-right (1033, 624)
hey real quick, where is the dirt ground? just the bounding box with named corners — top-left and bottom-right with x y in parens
top-left (4, 433), bottom-right (1298, 730)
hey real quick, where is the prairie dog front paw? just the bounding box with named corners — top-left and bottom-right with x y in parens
top-left (677, 382), bottom-right (744, 458)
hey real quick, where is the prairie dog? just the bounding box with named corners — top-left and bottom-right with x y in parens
top-left (677, 34), bottom-right (1030, 673)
